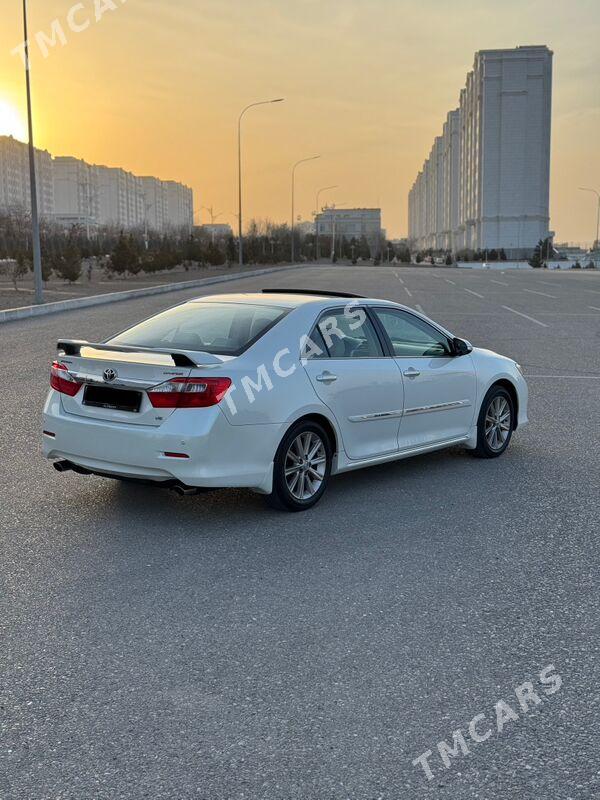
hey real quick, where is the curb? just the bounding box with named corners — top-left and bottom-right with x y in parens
top-left (0, 265), bottom-right (300, 324)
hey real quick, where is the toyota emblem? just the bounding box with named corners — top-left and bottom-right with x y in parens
top-left (103, 368), bottom-right (118, 383)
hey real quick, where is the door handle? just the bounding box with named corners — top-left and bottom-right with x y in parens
top-left (316, 371), bottom-right (338, 384)
top-left (403, 367), bottom-right (421, 378)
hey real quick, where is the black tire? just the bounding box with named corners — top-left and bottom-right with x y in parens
top-left (472, 385), bottom-right (515, 459)
top-left (265, 420), bottom-right (333, 512)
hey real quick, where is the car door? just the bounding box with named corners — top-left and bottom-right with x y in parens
top-left (372, 307), bottom-right (477, 449)
top-left (302, 307), bottom-right (404, 460)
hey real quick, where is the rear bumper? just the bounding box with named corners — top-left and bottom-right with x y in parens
top-left (42, 390), bottom-right (281, 493)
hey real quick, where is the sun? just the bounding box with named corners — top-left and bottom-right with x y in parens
top-left (0, 100), bottom-right (28, 141)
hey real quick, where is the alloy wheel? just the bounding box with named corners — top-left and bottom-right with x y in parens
top-left (284, 432), bottom-right (327, 500)
top-left (484, 396), bottom-right (511, 451)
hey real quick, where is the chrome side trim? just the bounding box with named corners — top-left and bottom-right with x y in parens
top-left (348, 409), bottom-right (404, 423)
top-left (404, 399), bottom-right (471, 416)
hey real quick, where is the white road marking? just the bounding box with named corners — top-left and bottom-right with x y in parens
top-left (589, 306), bottom-right (600, 311)
top-left (445, 278), bottom-right (455, 285)
top-left (404, 287), bottom-right (413, 298)
top-left (522, 288), bottom-right (557, 299)
top-left (397, 275), bottom-right (405, 284)
top-left (415, 304), bottom-right (425, 314)
top-left (526, 375), bottom-right (600, 379)
top-left (501, 305), bottom-right (548, 327)
top-left (490, 279), bottom-right (509, 286)
top-left (464, 288), bottom-right (484, 298)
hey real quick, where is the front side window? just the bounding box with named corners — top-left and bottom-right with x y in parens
top-left (109, 302), bottom-right (287, 355)
top-left (374, 308), bottom-right (451, 357)
top-left (316, 309), bottom-right (384, 358)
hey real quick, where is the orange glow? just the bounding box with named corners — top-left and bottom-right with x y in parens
top-left (0, 99), bottom-right (27, 140)
top-left (0, 1), bottom-right (599, 241)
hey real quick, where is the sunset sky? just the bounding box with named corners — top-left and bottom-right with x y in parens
top-left (0, 0), bottom-right (599, 241)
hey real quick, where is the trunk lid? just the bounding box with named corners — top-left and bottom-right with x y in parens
top-left (58, 347), bottom-right (193, 427)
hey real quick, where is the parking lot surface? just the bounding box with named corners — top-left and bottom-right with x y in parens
top-left (2, 266), bottom-right (599, 799)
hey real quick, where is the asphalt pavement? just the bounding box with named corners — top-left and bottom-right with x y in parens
top-left (1, 266), bottom-right (599, 799)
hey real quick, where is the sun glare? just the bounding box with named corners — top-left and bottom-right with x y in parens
top-left (0, 100), bottom-right (27, 141)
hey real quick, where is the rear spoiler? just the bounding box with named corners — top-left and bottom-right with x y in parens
top-left (56, 340), bottom-right (221, 368)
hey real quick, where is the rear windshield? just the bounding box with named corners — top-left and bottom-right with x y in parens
top-left (108, 302), bottom-right (288, 355)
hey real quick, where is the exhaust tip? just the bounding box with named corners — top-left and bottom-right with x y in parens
top-left (53, 460), bottom-right (90, 476)
top-left (171, 483), bottom-right (199, 496)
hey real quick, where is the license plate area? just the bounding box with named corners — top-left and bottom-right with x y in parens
top-left (83, 385), bottom-right (142, 413)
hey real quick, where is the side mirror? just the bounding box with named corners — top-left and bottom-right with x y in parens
top-left (452, 337), bottom-right (473, 356)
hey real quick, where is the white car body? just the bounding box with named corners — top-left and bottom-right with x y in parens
top-left (43, 291), bottom-right (528, 497)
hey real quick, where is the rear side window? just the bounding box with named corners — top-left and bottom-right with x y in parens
top-left (301, 326), bottom-right (329, 360)
top-left (316, 309), bottom-right (384, 358)
top-left (109, 302), bottom-right (288, 355)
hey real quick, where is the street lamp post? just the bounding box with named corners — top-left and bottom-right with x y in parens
top-left (291, 155), bottom-right (320, 263)
top-left (22, 0), bottom-right (43, 304)
top-left (237, 98), bottom-right (284, 268)
top-left (314, 185), bottom-right (337, 261)
top-left (202, 206), bottom-right (223, 244)
top-left (579, 187), bottom-right (600, 258)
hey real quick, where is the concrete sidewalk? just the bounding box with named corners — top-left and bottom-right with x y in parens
top-left (0, 264), bottom-right (299, 324)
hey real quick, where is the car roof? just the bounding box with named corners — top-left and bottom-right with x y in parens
top-left (189, 292), bottom-right (398, 310)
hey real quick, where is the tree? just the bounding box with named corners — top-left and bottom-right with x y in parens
top-left (11, 253), bottom-right (29, 290)
top-left (529, 238), bottom-right (550, 269)
top-left (206, 242), bottom-right (225, 266)
top-left (488, 248), bottom-right (498, 261)
top-left (445, 253), bottom-right (453, 266)
top-left (397, 245), bottom-right (411, 263)
top-left (55, 240), bottom-right (82, 283)
top-left (499, 248), bottom-right (507, 261)
top-left (110, 233), bottom-right (138, 276)
top-left (226, 236), bottom-right (236, 265)
top-left (415, 252), bottom-right (423, 264)
top-left (530, 237), bottom-right (553, 268)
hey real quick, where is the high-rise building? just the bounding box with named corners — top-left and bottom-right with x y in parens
top-left (408, 46), bottom-right (553, 257)
top-left (0, 135), bottom-right (54, 218)
top-left (95, 165), bottom-right (144, 230)
top-left (163, 180), bottom-right (194, 231)
top-left (0, 135), bottom-right (194, 233)
top-left (52, 156), bottom-right (100, 231)
top-left (138, 177), bottom-right (194, 233)
top-left (139, 176), bottom-right (168, 233)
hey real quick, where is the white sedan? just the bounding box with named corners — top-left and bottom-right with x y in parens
top-left (43, 290), bottom-right (528, 511)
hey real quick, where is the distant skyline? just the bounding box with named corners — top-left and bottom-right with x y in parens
top-left (0, 0), bottom-right (599, 242)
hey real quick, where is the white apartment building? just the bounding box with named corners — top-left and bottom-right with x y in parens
top-left (95, 165), bottom-right (145, 230)
top-left (52, 156), bottom-right (100, 231)
top-left (163, 180), bottom-right (194, 231)
top-left (0, 136), bottom-right (194, 233)
top-left (0, 135), bottom-right (54, 218)
top-left (315, 208), bottom-right (382, 254)
top-left (139, 176), bottom-right (168, 232)
top-left (408, 46), bottom-right (553, 257)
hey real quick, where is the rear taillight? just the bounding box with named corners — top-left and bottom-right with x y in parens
top-left (147, 377), bottom-right (232, 409)
top-left (50, 361), bottom-right (82, 397)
